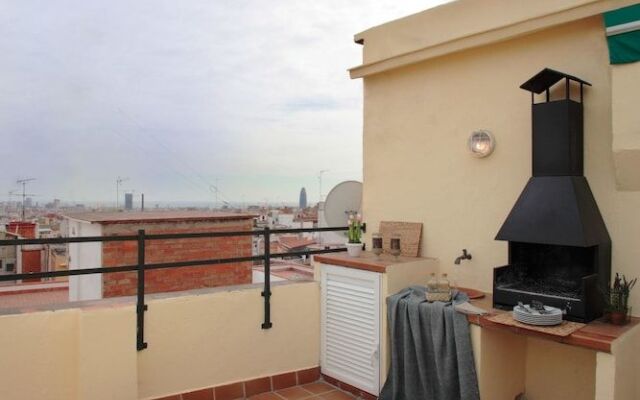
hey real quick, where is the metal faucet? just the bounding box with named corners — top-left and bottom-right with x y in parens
top-left (454, 249), bottom-right (472, 265)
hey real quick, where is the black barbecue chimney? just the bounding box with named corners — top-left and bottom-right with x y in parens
top-left (493, 68), bottom-right (611, 322)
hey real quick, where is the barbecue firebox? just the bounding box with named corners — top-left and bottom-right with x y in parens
top-left (493, 68), bottom-right (611, 322)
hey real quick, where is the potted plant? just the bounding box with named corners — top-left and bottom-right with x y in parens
top-left (345, 213), bottom-right (363, 257)
top-left (604, 273), bottom-right (637, 325)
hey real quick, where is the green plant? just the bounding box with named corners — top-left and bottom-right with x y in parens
top-left (605, 273), bottom-right (637, 313)
top-left (347, 213), bottom-right (362, 244)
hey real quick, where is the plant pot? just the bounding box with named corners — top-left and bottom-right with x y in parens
top-left (346, 242), bottom-right (363, 258)
top-left (610, 310), bottom-right (628, 326)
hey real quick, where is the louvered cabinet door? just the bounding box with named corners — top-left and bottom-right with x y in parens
top-left (320, 263), bottom-right (381, 395)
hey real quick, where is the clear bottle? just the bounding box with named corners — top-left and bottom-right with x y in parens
top-left (427, 272), bottom-right (438, 292)
top-left (438, 273), bottom-right (451, 292)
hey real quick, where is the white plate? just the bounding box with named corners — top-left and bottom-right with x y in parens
top-left (513, 313), bottom-right (563, 326)
top-left (514, 318), bottom-right (562, 326)
top-left (513, 305), bottom-right (563, 326)
top-left (514, 305), bottom-right (562, 316)
top-left (514, 311), bottom-right (562, 319)
top-left (514, 312), bottom-right (562, 320)
top-left (515, 317), bottom-right (562, 324)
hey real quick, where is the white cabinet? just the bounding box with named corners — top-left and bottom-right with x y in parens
top-left (318, 255), bottom-right (438, 396)
top-left (320, 264), bottom-right (381, 395)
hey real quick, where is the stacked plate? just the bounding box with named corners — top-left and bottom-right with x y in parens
top-left (513, 304), bottom-right (563, 326)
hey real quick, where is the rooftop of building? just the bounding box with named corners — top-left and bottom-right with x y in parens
top-left (278, 236), bottom-right (317, 250)
top-left (64, 210), bottom-right (257, 224)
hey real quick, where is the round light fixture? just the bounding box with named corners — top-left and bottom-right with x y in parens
top-left (468, 130), bottom-right (495, 158)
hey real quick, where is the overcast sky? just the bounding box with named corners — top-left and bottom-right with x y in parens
top-left (0, 0), bottom-right (448, 206)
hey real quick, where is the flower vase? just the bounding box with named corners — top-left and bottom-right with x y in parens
top-left (346, 242), bottom-right (363, 258)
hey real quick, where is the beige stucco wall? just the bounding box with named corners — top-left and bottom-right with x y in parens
top-left (138, 281), bottom-right (320, 399)
top-left (0, 310), bottom-right (79, 400)
top-left (360, 15), bottom-right (640, 313)
top-left (0, 281), bottom-right (320, 400)
top-left (473, 326), bottom-right (527, 399)
top-left (77, 307), bottom-right (138, 400)
top-left (525, 338), bottom-right (596, 399)
top-left (612, 62), bottom-right (640, 190)
top-left (607, 323), bottom-right (640, 399)
top-left (472, 326), bottom-right (601, 400)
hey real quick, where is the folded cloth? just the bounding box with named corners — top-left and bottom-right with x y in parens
top-left (454, 301), bottom-right (488, 316)
top-left (379, 286), bottom-right (480, 400)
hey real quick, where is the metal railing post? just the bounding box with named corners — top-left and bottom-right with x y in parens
top-left (136, 229), bottom-right (148, 350)
top-left (261, 227), bottom-right (272, 329)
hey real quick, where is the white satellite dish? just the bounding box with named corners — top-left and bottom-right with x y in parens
top-left (324, 181), bottom-right (363, 228)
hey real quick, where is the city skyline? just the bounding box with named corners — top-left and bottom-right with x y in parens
top-left (0, 0), bottom-right (449, 203)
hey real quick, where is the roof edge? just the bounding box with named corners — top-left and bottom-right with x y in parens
top-left (350, 0), bottom-right (637, 79)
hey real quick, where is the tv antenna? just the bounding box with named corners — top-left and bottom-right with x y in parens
top-left (116, 176), bottom-right (129, 209)
top-left (210, 178), bottom-right (220, 210)
top-left (15, 178), bottom-right (36, 221)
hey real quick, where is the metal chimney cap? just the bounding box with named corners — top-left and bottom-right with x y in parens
top-left (520, 68), bottom-right (591, 94)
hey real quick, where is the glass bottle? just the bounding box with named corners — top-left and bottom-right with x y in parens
top-left (438, 273), bottom-right (451, 293)
top-left (372, 233), bottom-right (383, 259)
top-left (427, 272), bottom-right (438, 292)
top-left (389, 234), bottom-right (401, 260)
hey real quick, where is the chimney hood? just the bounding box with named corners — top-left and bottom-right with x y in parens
top-left (495, 176), bottom-right (609, 246)
top-left (495, 68), bottom-right (610, 247)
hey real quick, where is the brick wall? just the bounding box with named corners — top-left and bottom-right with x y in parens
top-left (101, 218), bottom-right (253, 297)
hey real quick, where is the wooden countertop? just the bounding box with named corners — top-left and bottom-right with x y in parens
top-left (466, 294), bottom-right (640, 353)
top-left (314, 251), bottom-right (433, 273)
top-left (315, 252), bottom-right (638, 353)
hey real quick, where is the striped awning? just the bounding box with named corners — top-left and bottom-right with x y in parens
top-left (604, 3), bottom-right (640, 64)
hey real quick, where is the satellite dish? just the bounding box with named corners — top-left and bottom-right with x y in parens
top-left (324, 181), bottom-right (362, 228)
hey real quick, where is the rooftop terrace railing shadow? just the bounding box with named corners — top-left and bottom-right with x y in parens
top-left (0, 225), bottom-right (363, 350)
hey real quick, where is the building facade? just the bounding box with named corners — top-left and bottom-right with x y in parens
top-left (64, 211), bottom-right (255, 301)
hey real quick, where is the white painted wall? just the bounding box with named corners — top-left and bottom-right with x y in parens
top-left (67, 219), bottom-right (102, 301)
top-left (251, 269), bottom-right (285, 284)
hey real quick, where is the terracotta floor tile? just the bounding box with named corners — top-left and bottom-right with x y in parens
top-left (301, 382), bottom-right (335, 395)
top-left (318, 390), bottom-right (354, 400)
top-left (276, 386), bottom-right (314, 399)
top-left (297, 367), bottom-right (321, 385)
top-left (214, 382), bottom-right (244, 400)
top-left (248, 393), bottom-right (283, 400)
top-left (245, 377), bottom-right (272, 397)
top-left (272, 372), bottom-right (298, 390)
top-left (182, 387), bottom-right (214, 400)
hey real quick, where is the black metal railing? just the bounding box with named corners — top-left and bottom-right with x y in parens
top-left (0, 224), bottom-right (364, 350)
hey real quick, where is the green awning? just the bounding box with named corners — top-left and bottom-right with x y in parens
top-left (604, 3), bottom-right (640, 64)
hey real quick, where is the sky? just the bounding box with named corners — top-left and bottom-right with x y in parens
top-left (0, 0), bottom-right (449, 206)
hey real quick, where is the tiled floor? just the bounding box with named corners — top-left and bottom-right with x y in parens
top-left (248, 382), bottom-right (354, 400)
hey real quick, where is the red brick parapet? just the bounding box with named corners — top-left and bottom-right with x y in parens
top-left (101, 217), bottom-right (254, 297)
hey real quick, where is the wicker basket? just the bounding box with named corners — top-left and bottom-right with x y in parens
top-left (426, 290), bottom-right (452, 302)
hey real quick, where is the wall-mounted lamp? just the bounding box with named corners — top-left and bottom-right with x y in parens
top-left (468, 130), bottom-right (495, 158)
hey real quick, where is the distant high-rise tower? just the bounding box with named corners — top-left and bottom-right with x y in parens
top-left (124, 193), bottom-right (133, 210)
top-left (299, 187), bottom-right (307, 209)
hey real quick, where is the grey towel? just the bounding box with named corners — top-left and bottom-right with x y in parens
top-left (379, 286), bottom-right (480, 400)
